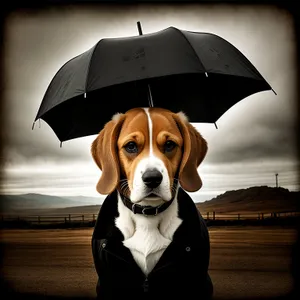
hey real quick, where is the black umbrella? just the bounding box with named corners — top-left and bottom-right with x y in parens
top-left (33, 22), bottom-right (275, 144)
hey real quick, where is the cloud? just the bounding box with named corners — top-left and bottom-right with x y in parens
top-left (1, 160), bottom-right (102, 197)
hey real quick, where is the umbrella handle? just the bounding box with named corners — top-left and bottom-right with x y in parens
top-left (136, 21), bottom-right (154, 108)
top-left (147, 84), bottom-right (154, 107)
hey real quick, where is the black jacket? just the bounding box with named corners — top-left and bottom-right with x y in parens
top-left (92, 188), bottom-right (213, 299)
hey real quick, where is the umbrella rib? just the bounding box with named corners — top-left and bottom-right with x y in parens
top-left (84, 41), bottom-right (103, 95)
top-left (171, 27), bottom-right (208, 76)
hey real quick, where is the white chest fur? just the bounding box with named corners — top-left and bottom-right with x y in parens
top-left (115, 195), bottom-right (183, 276)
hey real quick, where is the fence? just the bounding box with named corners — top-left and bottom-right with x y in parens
top-left (203, 211), bottom-right (300, 221)
top-left (0, 213), bottom-right (97, 226)
top-left (0, 210), bottom-right (299, 227)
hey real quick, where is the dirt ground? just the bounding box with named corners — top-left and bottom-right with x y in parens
top-left (0, 226), bottom-right (298, 299)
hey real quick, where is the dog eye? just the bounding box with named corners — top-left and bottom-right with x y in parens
top-left (164, 140), bottom-right (176, 153)
top-left (124, 142), bottom-right (138, 153)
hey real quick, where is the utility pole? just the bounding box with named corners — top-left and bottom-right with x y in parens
top-left (275, 173), bottom-right (279, 188)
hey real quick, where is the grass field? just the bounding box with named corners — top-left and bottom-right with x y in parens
top-left (1, 226), bottom-right (299, 299)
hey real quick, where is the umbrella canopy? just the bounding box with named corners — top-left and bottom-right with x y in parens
top-left (34, 25), bottom-right (275, 143)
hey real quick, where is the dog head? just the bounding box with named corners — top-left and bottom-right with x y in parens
top-left (91, 107), bottom-right (207, 204)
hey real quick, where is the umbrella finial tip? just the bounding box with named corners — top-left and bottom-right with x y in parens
top-left (137, 21), bottom-right (143, 36)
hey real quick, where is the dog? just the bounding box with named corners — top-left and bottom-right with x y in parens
top-left (91, 107), bottom-right (213, 299)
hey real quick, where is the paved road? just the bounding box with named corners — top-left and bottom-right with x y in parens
top-left (1, 226), bottom-right (298, 299)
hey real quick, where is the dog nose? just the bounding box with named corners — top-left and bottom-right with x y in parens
top-left (142, 169), bottom-right (163, 188)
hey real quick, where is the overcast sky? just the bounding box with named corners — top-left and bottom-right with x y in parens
top-left (1, 3), bottom-right (299, 203)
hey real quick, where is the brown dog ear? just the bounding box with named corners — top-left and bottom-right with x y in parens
top-left (91, 113), bottom-right (125, 195)
top-left (173, 112), bottom-right (208, 192)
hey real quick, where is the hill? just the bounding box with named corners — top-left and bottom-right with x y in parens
top-left (196, 186), bottom-right (299, 213)
top-left (0, 193), bottom-right (103, 215)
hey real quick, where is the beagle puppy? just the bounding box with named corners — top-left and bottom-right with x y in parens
top-left (91, 107), bottom-right (208, 277)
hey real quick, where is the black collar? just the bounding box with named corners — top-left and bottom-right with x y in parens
top-left (119, 193), bottom-right (175, 216)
